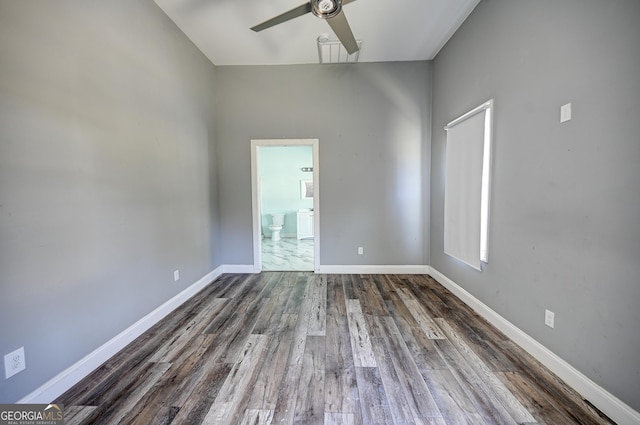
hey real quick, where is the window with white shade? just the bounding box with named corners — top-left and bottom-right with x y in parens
top-left (443, 99), bottom-right (493, 271)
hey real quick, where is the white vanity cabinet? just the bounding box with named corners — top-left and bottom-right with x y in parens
top-left (296, 209), bottom-right (314, 239)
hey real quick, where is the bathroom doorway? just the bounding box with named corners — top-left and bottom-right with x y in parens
top-left (250, 139), bottom-right (320, 272)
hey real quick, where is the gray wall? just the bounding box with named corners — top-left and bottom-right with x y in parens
top-left (431, 0), bottom-right (640, 411)
top-left (215, 62), bottom-right (431, 267)
top-left (0, 0), bottom-right (219, 402)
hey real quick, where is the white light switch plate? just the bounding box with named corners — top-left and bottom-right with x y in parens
top-left (560, 103), bottom-right (572, 123)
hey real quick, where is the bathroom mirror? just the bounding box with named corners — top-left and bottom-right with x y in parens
top-left (300, 180), bottom-right (313, 199)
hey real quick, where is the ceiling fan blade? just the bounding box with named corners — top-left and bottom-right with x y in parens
top-left (326, 10), bottom-right (359, 54)
top-left (342, 0), bottom-right (357, 5)
top-left (251, 3), bottom-right (313, 32)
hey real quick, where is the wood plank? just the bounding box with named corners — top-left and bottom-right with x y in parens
top-left (63, 406), bottom-right (97, 425)
top-left (497, 342), bottom-right (615, 425)
top-left (325, 276), bottom-right (359, 415)
top-left (169, 362), bottom-right (233, 425)
top-left (434, 318), bottom-right (536, 424)
top-left (402, 298), bottom-right (447, 340)
top-left (204, 274), bottom-right (266, 336)
top-left (203, 334), bottom-right (270, 425)
top-left (423, 368), bottom-right (487, 425)
top-left (57, 357), bottom-right (161, 422)
top-left (126, 334), bottom-right (217, 425)
top-left (432, 338), bottom-right (519, 425)
top-left (393, 284), bottom-right (416, 301)
top-left (307, 274), bottom-right (327, 336)
top-left (341, 274), bottom-right (357, 300)
top-left (368, 333), bottom-right (421, 424)
top-left (149, 298), bottom-right (227, 363)
top-left (283, 273), bottom-right (309, 314)
top-left (213, 273), bottom-right (251, 299)
top-left (102, 362), bottom-right (172, 425)
top-left (222, 274), bottom-right (263, 306)
top-left (324, 412), bottom-right (356, 425)
top-left (371, 274), bottom-right (396, 300)
top-left (345, 299), bottom-right (377, 367)
top-left (384, 297), bottom-right (449, 370)
top-left (293, 274), bottom-right (317, 358)
top-left (354, 367), bottom-right (394, 425)
top-left (414, 418), bottom-right (448, 425)
top-left (372, 316), bottom-right (443, 420)
top-left (258, 271), bottom-right (287, 298)
top-left (497, 370), bottom-right (586, 425)
top-left (293, 335), bottom-right (326, 425)
top-left (251, 272), bottom-right (292, 335)
top-left (204, 298), bottom-right (250, 336)
top-left (410, 275), bottom-right (516, 373)
top-left (352, 275), bottom-right (387, 316)
top-left (271, 276), bottom-right (317, 425)
top-left (326, 275), bottom-right (347, 316)
top-left (215, 335), bottom-right (270, 404)
top-left (401, 275), bottom-right (451, 316)
top-left (248, 314), bottom-right (298, 410)
top-left (239, 409), bottom-right (275, 425)
top-left (385, 275), bottom-right (416, 301)
top-left (270, 359), bottom-right (303, 425)
top-left (215, 298), bottom-right (268, 363)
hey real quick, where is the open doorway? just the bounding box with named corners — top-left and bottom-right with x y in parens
top-left (250, 139), bottom-right (320, 272)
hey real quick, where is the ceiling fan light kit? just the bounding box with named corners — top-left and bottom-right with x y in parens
top-left (251, 0), bottom-right (360, 58)
top-left (311, 0), bottom-right (342, 19)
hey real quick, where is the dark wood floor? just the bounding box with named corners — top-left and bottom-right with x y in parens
top-left (57, 273), bottom-right (615, 425)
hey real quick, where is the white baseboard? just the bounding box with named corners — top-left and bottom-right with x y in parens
top-left (19, 266), bottom-right (224, 404)
top-left (427, 266), bottom-right (640, 425)
top-left (317, 265), bottom-right (430, 274)
top-left (222, 264), bottom-right (431, 275)
top-left (222, 264), bottom-right (259, 274)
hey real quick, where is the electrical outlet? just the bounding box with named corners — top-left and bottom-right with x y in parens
top-left (174, 270), bottom-right (180, 282)
top-left (358, 247), bottom-right (363, 255)
top-left (4, 347), bottom-right (26, 379)
top-left (545, 309), bottom-right (555, 328)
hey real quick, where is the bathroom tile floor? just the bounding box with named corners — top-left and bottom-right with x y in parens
top-left (261, 237), bottom-right (314, 271)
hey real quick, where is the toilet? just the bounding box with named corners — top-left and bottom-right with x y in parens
top-left (268, 214), bottom-right (285, 241)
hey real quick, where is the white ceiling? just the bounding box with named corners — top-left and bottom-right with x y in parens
top-left (153, 0), bottom-right (481, 66)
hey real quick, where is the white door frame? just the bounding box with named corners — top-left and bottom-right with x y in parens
top-left (250, 139), bottom-right (320, 273)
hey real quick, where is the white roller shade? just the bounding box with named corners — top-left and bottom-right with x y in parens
top-left (444, 100), bottom-right (493, 271)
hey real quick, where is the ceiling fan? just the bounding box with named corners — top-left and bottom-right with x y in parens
top-left (251, 0), bottom-right (359, 55)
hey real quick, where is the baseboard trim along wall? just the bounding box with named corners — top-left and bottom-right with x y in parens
top-left (222, 264), bottom-right (260, 274)
top-left (427, 266), bottom-right (640, 425)
top-left (19, 266), bottom-right (224, 404)
top-left (221, 264), bottom-right (431, 275)
top-left (317, 265), bottom-right (430, 274)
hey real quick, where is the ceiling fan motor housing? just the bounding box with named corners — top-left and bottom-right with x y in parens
top-left (311, 0), bottom-right (342, 19)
